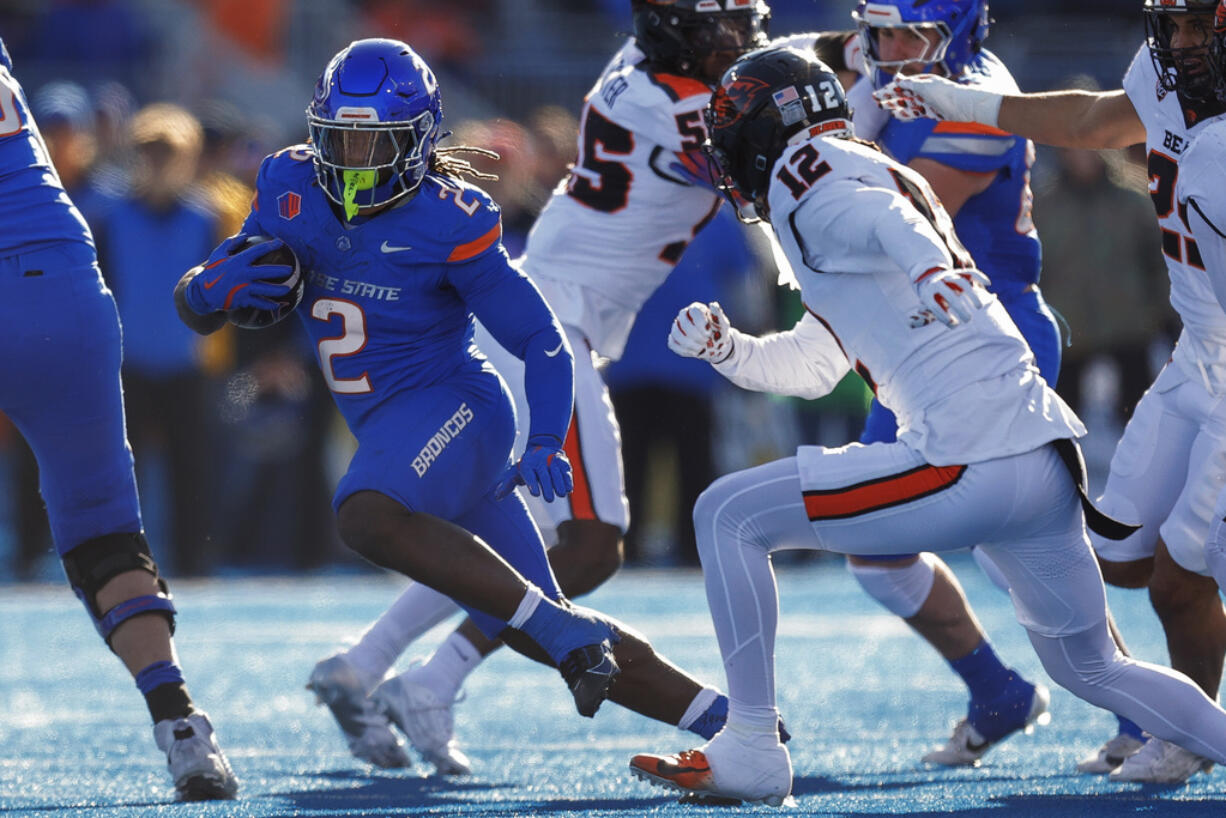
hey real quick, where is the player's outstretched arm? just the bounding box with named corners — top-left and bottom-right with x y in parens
top-left (465, 261), bottom-right (576, 503)
top-left (875, 77), bottom-right (1144, 150)
top-left (669, 303), bottom-right (849, 398)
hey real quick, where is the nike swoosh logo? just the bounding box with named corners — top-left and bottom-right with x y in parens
top-left (202, 272), bottom-right (225, 289)
top-left (544, 342), bottom-right (564, 357)
top-left (966, 738), bottom-right (991, 753)
top-left (380, 241), bottom-right (413, 253)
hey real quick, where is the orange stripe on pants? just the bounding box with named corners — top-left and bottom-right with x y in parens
top-left (803, 464), bottom-right (966, 521)
top-left (563, 409), bottom-right (597, 520)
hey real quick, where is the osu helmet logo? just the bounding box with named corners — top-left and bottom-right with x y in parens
top-left (1217, 0), bottom-right (1226, 34)
top-left (711, 75), bottom-right (771, 127)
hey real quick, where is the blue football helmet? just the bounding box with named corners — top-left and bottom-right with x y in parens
top-left (851, 0), bottom-right (990, 87)
top-left (307, 39), bottom-right (443, 219)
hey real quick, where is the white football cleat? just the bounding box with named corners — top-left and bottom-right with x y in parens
top-left (629, 724), bottom-right (793, 806)
top-left (153, 711), bottom-right (239, 801)
top-left (921, 684), bottom-right (1050, 767)
top-left (307, 653), bottom-right (411, 769)
top-left (373, 669), bottom-right (472, 776)
top-left (1076, 732), bottom-right (1147, 774)
top-left (1108, 737), bottom-right (1214, 784)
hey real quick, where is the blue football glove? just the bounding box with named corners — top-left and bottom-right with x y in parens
top-left (495, 434), bottom-right (574, 503)
top-left (184, 235), bottom-right (296, 315)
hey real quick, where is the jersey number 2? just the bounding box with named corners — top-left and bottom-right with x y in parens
top-left (312, 298), bottom-right (373, 394)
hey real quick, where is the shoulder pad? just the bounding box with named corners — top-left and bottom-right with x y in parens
top-left (418, 174), bottom-right (504, 263)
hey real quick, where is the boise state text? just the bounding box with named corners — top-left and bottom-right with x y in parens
top-left (236, 144), bottom-right (510, 434)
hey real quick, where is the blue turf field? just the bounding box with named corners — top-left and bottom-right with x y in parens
top-left (2, 553), bottom-right (1224, 816)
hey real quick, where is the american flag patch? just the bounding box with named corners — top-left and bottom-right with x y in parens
top-left (772, 86), bottom-right (800, 106)
top-left (773, 85), bottom-right (806, 126)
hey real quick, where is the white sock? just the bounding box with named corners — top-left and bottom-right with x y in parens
top-left (344, 581), bottom-right (460, 690)
top-left (415, 631), bottom-right (483, 702)
top-left (676, 686), bottom-right (721, 731)
top-left (727, 700), bottom-right (782, 741)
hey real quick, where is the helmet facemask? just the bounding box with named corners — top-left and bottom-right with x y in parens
top-left (308, 109), bottom-right (437, 219)
top-left (1145, 3), bottom-right (1217, 101)
top-left (634, 0), bottom-right (771, 85)
top-left (859, 21), bottom-right (952, 78)
top-left (306, 39), bottom-right (443, 220)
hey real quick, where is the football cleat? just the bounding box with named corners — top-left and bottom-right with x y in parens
top-left (1108, 737), bottom-right (1214, 783)
top-left (559, 640), bottom-right (619, 718)
top-left (153, 711), bottom-right (239, 801)
top-left (630, 728), bottom-right (792, 806)
top-left (372, 670), bottom-right (472, 776)
top-left (922, 682), bottom-right (1050, 766)
top-left (306, 654), bottom-right (411, 769)
top-left (1076, 732), bottom-right (1147, 774)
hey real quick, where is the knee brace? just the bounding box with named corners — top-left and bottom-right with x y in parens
top-left (62, 532), bottom-right (176, 645)
top-left (846, 552), bottom-right (937, 618)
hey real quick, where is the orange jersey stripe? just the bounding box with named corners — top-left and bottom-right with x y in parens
top-left (652, 72), bottom-right (710, 102)
top-left (563, 409), bottom-right (597, 521)
top-left (447, 223), bottom-right (502, 262)
top-left (803, 463), bottom-right (966, 521)
top-left (932, 121), bottom-right (1012, 138)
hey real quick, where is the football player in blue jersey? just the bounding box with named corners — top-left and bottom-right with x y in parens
top-left (176, 38), bottom-right (763, 761)
top-left (784, 0), bottom-right (1146, 768)
top-left (0, 38), bottom-right (238, 801)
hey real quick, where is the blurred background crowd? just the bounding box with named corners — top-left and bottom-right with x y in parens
top-left (0, 0), bottom-right (1179, 580)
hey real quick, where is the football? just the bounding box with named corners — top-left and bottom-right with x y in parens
top-left (226, 235), bottom-right (305, 330)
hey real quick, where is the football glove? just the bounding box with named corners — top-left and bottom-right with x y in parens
top-left (494, 434), bottom-right (574, 503)
top-left (184, 235), bottom-right (297, 316)
top-left (668, 301), bottom-right (735, 363)
top-left (873, 75), bottom-right (1004, 128)
top-left (913, 267), bottom-right (990, 327)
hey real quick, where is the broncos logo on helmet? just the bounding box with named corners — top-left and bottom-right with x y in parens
top-left (852, 0), bottom-right (990, 89)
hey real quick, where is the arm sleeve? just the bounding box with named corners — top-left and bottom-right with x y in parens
top-left (792, 178), bottom-right (955, 281)
top-left (452, 249), bottom-right (574, 443)
top-left (712, 312), bottom-right (851, 398)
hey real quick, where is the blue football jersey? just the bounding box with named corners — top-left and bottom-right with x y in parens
top-left (241, 146), bottom-right (555, 437)
top-left (0, 46), bottom-right (94, 258)
top-left (878, 50), bottom-right (1040, 297)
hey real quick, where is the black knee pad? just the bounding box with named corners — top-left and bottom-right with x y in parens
top-left (62, 532), bottom-right (176, 644)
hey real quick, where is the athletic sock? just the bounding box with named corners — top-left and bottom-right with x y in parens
top-left (949, 639), bottom-right (1014, 703)
top-left (677, 687), bottom-right (723, 738)
top-left (345, 581), bottom-right (459, 689)
top-left (136, 660), bottom-right (193, 723)
top-left (417, 631), bottom-right (483, 702)
top-left (1117, 713), bottom-right (1145, 740)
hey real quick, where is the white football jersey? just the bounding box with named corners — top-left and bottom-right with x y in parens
top-left (719, 135), bottom-right (1083, 466)
top-left (521, 42), bottom-right (723, 361)
top-left (1124, 45), bottom-right (1226, 390)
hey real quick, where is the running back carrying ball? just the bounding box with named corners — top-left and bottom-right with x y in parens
top-left (226, 235), bottom-right (303, 329)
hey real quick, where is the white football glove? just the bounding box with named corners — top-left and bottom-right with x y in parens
top-left (873, 75), bottom-right (1004, 128)
top-left (669, 301), bottom-right (736, 363)
top-left (913, 267), bottom-right (990, 327)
